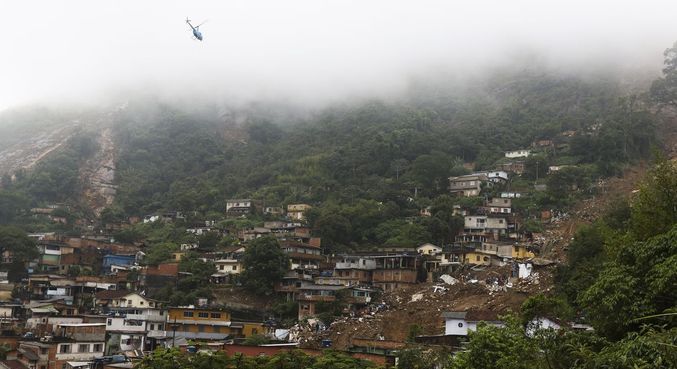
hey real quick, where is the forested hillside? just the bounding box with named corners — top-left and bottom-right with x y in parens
top-left (90, 67), bottom-right (657, 250)
top-left (0, 63), bottom-right (665, 248)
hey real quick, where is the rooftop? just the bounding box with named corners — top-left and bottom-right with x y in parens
top-left (94, 290), bottom-right (129, 300)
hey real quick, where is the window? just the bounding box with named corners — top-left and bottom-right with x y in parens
top-left (211, 313), bottom-right (221, 319)
top-left (107, 319), bottom-right (112, 326)
top-left (150, 324), bottom-right (155, 330)
top-left (198, 324), bottom-right (205, 332)
top-left (476, 255), bottom-right (480, 261)
top-left (198, 312), bottom-right (209, 318)
top-left (219, 265), bottom-right (224, 270)
top-left (157, 324), bottom-right (163, 330)
top-left (93, 344), bottom-right (103, 352)
top-left (78, 344), bottom-right (89, 353)
top-left (59, 344), bottom-right (71, 354)
top-left (232, 265), bottom-right (237, 271)
top-left (140, 301), bottom-right (144, 305)
top-left (41, 348), bottom-right (48, 355)
top-left (183, 311), bottom-right (194, 317)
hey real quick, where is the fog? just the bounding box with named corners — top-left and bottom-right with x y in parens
top-left (1, 0), bottom-right (676, 111)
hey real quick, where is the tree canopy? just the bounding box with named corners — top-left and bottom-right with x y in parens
top-left (241, 237), bottom-right (290, 295)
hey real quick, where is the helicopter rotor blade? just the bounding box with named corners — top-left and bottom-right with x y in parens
top-left (196, 20), bottom-right (208, 27)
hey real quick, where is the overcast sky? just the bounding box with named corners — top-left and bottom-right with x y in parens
top-left (1, 0), bottom-right (676, 110)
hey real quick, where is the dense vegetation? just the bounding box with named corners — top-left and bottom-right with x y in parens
top-left (0, 131), bottom-right (97, 231)
top-left (555, 157), bottom-right (677, 339)
top-left (136, 348), bottom-right (377, 369)
top-left (92, 66), bottom-right (660, 252)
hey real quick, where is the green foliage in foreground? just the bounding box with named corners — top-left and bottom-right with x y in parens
top-left (136, 348), bottom-right (378, 369)
top-left (556, 157), bottom-right (677, 340)
top-left (450, 317), bottom-right (677, 369)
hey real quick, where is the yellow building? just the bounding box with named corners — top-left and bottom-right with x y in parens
top-left (171, 252), bottom-right (186, 261)
top-left (167, 307), bottom-right (264, 340)
top-left (512, 245), bottom-right (535, 259)
top-left (463, 251), bottom-right (492, 266)
top-left (287, 204), bottom-right (312, 221)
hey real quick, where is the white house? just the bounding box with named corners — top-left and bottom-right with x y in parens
top-left (486, 198), bottom-right (512, 214)
top-left (464, 216), bottom-right (507, 235)
top-left (448, 174), bottom-right (488, 197)
top-left (505, 150), bottom-right (531, 158)
top-left (442, 311), bottom-right (505, 336)
top-left (55, 340), bottom-right (106, 363)
top-left (214, 259), bottom-right (242, 274)
top-left (335, 256), bottom-right (377, 270)
top-left (417, 243), bottom-right (442, 256)
top-left (474, 171), bottom-right (509, 183)
top-left (226, 199), bottom-right (258, 217)
top-left (143, 215), bottom-right (160, 223)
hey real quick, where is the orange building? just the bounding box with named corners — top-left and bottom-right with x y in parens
top-left (167, 307), bottom-right (264, 341)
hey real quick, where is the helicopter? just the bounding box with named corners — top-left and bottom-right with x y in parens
top-left (185, 18), bottom-right (206, 41)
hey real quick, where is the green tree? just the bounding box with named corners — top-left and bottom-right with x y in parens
top-left (523, 155), bottom-right (548, 181)
top-left (313, 212), bottom-right (353, 252)
top-left (0, 226), bottom-right (38, 281)
top-left (311, 350), bottom-right (377, 369)
top-left (650, 40), bottom-right (677, 107)
top-left (241, 237), bottom-right (290, 295)
top-left (629, 157), bottom-right (677, 241)
top-left (197, 231), bottom-right (221, 251)
top-left (578, 226), bottom-right (677, 340)
top-left (449, 317), bottom-right (542, 369)
top-left (143, 242), bottom-right (177, 266)
top-left (397, 347), bottom-right (444, 369)
top-left (174, 254), bottom-right (217, 304)
top-left (0, 191), bottom-right (28, 224)
top-left (136, 348), bottom-right (189, 369)
top-left (520, 294), bottom-right (573, 327)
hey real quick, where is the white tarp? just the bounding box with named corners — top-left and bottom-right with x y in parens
top-left (518, 263), bottom-right (533, 278)
top-left (274, 329), bottom-right (290, 341)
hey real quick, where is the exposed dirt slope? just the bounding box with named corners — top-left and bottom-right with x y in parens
top-left (80, 127), bottom-right (117, 216)
top-left (0, 123), bottom-right (77, 179)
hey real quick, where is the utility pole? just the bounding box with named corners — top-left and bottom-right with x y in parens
top-left (535, 160), bottom-right (539, 184)
top-left (171, 317), bottom-right (177, 347)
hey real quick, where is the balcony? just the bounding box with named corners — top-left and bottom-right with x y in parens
top-left (297, 294), bottom-right (336, 302)
top-left (335, 262), bottom-right (376, 270)
top-left (147, 330), bottom-right (167, 338)
top-left (126, 313), bottom-right (166, 322)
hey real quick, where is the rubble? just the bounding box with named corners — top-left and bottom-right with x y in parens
top-left (439, 274), bottom-right (459, 285)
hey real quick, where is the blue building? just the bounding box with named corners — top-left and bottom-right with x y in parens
top-left (102, 254), bottom-right (137, 273)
